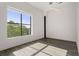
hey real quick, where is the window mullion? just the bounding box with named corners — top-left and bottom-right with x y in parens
top-left (21, 13), bottom-right (22, 36)
top-left (30, 16), bottom-right (31, 34)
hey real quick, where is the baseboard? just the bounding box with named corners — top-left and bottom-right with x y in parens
top-left (43, 37), bottom-right (76, 43)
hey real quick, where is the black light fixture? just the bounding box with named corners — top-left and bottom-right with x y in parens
top-left (57, 2), bottom-right (63, 4)
top-left (49, 2), bottom-right (63, 5)
top-left (49, 2), bottom-right (53, 5)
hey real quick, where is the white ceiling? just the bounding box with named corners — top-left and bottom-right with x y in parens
top-left (28, 2), bottom-right (65, 12)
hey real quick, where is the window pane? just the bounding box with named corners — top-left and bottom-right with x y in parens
top-left (22, 13), bottom-right (30, 24)
top-left (7, 8), bottom-right (31, 38)
top-left (7, 8), bottom-right (21, 38)
top-left (7, 8), bottom-right (20, 24)
top-left (22, 25), bottom-right (31, 35)
top-left (7, 23), bottom-right (21, 38)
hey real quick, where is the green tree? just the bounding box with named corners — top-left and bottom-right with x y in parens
top-left (7, 21), bottom-right (30, 38)
top-left (22, 26), bottom-right (30, 35)
top-left (8, 21), bottom-right (15, 24)
top-left (7, 24), bottom-right (21, 37)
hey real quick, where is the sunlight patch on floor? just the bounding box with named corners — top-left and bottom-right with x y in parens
top-left (13, 42), bottom-right (67, 56)
top-left (29, 42), bottom-right (47, 50)
top-left (35, 52), bottom-right (49, 56)
top-left (13, 47), bottom-right (37, 56)
top-left (42, 46), bottom-right (67, 56)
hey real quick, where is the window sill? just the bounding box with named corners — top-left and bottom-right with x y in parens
top-left (7, 34), bottom-right (33, 39)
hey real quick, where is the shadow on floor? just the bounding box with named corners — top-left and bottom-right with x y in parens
top-left (0, 38), bottom-right (78, 56)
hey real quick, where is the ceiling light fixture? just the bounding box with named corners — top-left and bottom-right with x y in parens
top-left (49, 2), bottom-right (53, 5)
top-left (49, 2), bottom-right (63, 5)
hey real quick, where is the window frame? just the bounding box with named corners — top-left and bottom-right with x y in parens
top-left (7, 7), bottom-right (32, 38)
top-left (21, 14), bottom-right (31, 35)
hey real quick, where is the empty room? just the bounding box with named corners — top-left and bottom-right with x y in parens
top-left (0, 2), bottom-right (79, 56)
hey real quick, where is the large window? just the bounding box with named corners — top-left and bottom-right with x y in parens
top-left (7, 8), bottom-right (31, 38)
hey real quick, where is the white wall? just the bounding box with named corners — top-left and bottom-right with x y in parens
top-left (0, 2), bottom-right (44, 51)
top-left (77, 3), bottom-right (79, 54)
top-left (47, 3), bottom-right (77, 42)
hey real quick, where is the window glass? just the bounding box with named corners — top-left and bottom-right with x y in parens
top-left (7, 8), bottom-right (20, 24)
top-left (22, 25), bottom-right (31, 35)
top-left (7, 8), bottom-right (31, 38)
top-left (22, 13), bottom-right (30, 24)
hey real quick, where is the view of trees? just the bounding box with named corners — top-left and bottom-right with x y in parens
top-left (7, 21), bottom-right (30, 38)
top-left (7, 8), bottom-right (31, 38)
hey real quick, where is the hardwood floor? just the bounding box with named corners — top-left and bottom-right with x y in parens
top-left (0, 38), bottom-right (78, 56)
